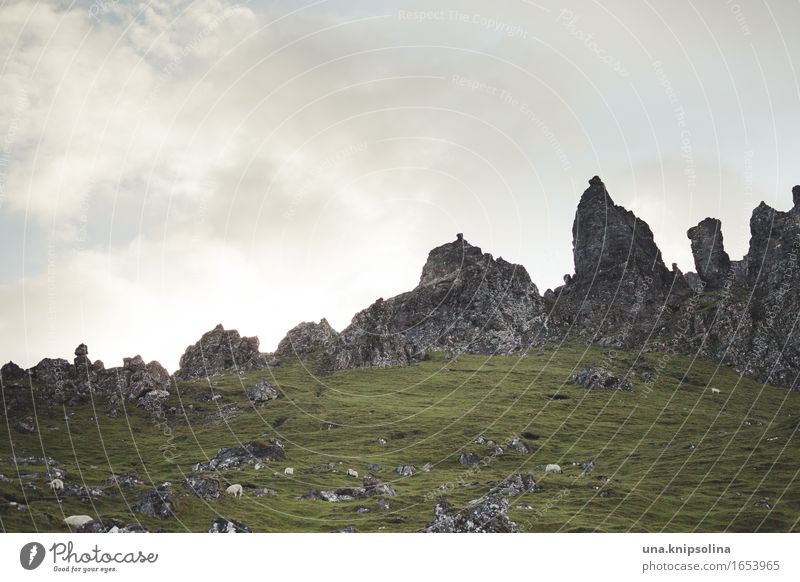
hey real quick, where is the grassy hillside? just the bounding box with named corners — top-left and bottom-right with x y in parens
top-left (1, 344), bottom-right (798, 532)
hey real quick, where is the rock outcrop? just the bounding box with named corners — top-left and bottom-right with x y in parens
top-left (274, 319), bottom-right (341, 373)
top-left (687, 218), bottom-right (732, 290)
top-left (332, 234), bottom-right (545, 369)
top-left (174, 324), bottom-right (266, 380)
top-left (23, 345), bottom-right (171, 411)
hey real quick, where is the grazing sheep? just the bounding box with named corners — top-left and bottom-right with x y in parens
top-left (49, 478), bottom-right (64, 492)
top-left (226, 484), bottom-right (244, 497)
top-left (545, 464), bottom-right (562, 475)
top-left (64, 515), bottom-right (94, 528)
top-left (347, 469), bottom-right (358, 478)
top-left (711, 388), bottom-right (721, 395)
top-left (284, 467), bottom-right (294, 476)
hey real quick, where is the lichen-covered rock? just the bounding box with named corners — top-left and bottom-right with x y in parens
top-left (425, 496), bottom-right (518, 533)
top-left (174, 324), bottom-right (266, 380)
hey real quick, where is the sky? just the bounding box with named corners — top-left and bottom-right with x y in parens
top-left (0, 0), bottom-right (798, 371)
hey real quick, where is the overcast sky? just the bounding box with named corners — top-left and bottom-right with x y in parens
top-left (1, 0), bottom-right (798, 371)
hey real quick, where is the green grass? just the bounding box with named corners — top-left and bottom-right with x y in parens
top-left (1, 344), bottom-right (798, 532)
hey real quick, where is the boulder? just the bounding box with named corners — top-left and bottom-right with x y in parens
top-left (459, 452), bottom-right (480, 467)
top-left (132, 490), bottom-right (176, 519)
top-left (246, 380), bottom-right (279, 403)
top-left (183, 477), bottom-right (221, 500)
top-left (395, 465), bottom-right (417, 477)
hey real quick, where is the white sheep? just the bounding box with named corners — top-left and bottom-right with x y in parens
top-left (711, 388), bottom-right (721, 395)
top-left (284, 467), bottom-right (294, 476)
top-left (545, 463), bottom-right (562, 475)
top-left (347, 469), bottom-right (358, 478)
top-left (48, 478), bottom-right (64, 492)
top-left (226, 484), bottom-right (243, 497)
top-left (63, 515), bottom-right (94, 528)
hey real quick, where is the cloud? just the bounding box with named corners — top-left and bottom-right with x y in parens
top-left (1, 0), bottom-right (798, 369)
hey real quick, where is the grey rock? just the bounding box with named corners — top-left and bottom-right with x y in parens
top-left (488, 473), bottom-right (537, 497)
top-left (507, 438), bottom-right (529, 454)
top-left (395, 465), bottom-right (417, 477)
top-left (194, 439), bottom-right (285, 472)
top-left (425, 496), bottom-right (518, 533)
top-left (175, 324), bottom-right (266, 380)
top-left (274, 319), bottom-right (341, 374)
top-left (572, 368), bottom-right (633, 391)
top-left (253, 488), bottom-right (278, 497)
top-left (183, 477), bottom-right (221, 500)
top-left (106, 475), bottom-right (141, 489)
top-left (246, 380), bottom-right (279, 403)
top-left (132, 490), bottom-right (176, 519)
top-left (755, 497), bottom-right (772, 509)
top-left (459, 452), bottom-right (480, 467)
top-left (209, 517), bottom-right (251, 533)
top-left (688, 218), bottom-right (731, 290)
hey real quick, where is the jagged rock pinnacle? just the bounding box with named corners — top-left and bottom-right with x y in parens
top-left (588, 175), bottom-right (604, 188)
top-left (793, 185), bottom-right (800, 208)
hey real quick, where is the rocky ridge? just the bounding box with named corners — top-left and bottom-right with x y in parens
top-left (3, 177), bottom-right (798, 391)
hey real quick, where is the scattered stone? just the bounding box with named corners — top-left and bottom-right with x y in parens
top-left (366, 463), bottom-right (382, 472)
top-left (105, 474), bottom-right (141, 489)
top-left (421, 463), bottom-right (433, 473)
top-left (578, 460), bottom-right (596, 477)
top-left (356, 507), bottom-right (370, 514)
top-left (572, 368), bottom-right (633, 391)
top-left (377, 438), bottom-right (387, 446)
top-left (755, 498), bottom-right (772, 510)
top-left (425, 496), bottom-right (518, 533)
top-left (209, 517), bottom-right (251, 533)
top-left (376, 499), bottom-right (390, 511)
top-left (474, 436), bottom-right (486, 445)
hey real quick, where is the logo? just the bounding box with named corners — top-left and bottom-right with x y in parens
top-left (20, 542), bottom-right (46, 570)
